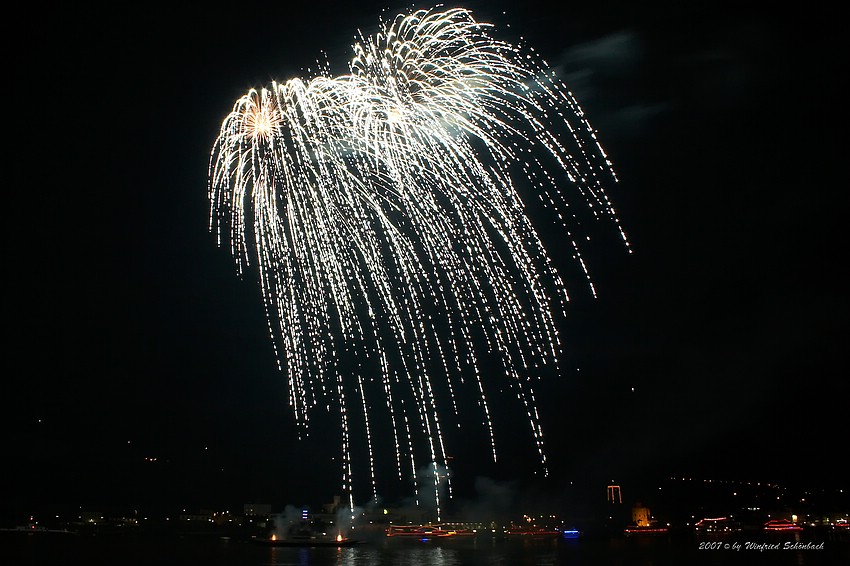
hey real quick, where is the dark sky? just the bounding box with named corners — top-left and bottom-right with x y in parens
top-left (6, 1), bottom-right (845, 517)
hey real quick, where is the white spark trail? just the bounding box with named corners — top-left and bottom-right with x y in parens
top-left (209, 7), bottom-right (626, 514)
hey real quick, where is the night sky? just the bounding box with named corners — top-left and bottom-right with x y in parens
top-left (7, 1), bottom-right (845, 518)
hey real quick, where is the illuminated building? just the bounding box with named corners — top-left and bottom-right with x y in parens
top-left (243, 503), bottom-right (271, 517)
top-left (632, 503), bottom-right (650, 527)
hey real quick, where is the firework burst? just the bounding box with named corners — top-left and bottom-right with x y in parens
top-left (209, 7), bottom-right (628, 518)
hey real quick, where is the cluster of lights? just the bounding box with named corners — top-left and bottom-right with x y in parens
top-left (763, 519), bottom-right (803, 532)
top-left (209, 7), bottom-right (626, 517)
top-left (669, 477), bottom-right (782, 490)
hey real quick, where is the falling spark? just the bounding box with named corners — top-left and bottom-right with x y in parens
top-left (208, 7), bottom-right (627, 519)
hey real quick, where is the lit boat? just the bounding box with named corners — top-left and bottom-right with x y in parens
top-left (504, 527), bottom-right (561, 538)
top-left (386, 524), bottom-right (473, 538)
top-left (251, 535), bottom-right (360, 547)
top-left (695, 517), bottom-right (742, 533)
top-left (763, 519), bottom-right (802, 532)
top-left (623, 525), bottom-right (669, 535)
top-left (252, 532), bottom-right (360, 547)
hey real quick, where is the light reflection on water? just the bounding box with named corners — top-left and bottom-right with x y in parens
top-left (337, 546), bottom-right (460, 566)
top-left (268, 545), bottom-right (467, 566)
top-left (4, 531), bottom-right (848, 565)
top-left (255, 534), bottom-right (849, 566)
top-left (266, 541), bottom-right (560, 566)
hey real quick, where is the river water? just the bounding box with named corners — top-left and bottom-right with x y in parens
top-left (5, 530), bottom-right (849, 565)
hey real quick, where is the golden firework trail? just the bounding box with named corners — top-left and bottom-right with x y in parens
top-left (209, 7), bottom-right (628, 519)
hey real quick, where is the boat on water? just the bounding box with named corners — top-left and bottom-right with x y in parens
top-left (695, 516), bottom-right (742, 533)
top-left (763, 519), bottom-right (802, 532)
top-left (385, 524), bottom-right (474, 538)
top-left (623, 524), bottom-right (669, 536)
top-left (252, 534), bottom-right (360, 547)
top-left (253, 518), bottom-right (361, 547)
top-left (0, 526), bottom-right (76, 536)
top-left (624, 526), bottom-right (669, 535)
top-left (504, 527), bottom-right (561, 539)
